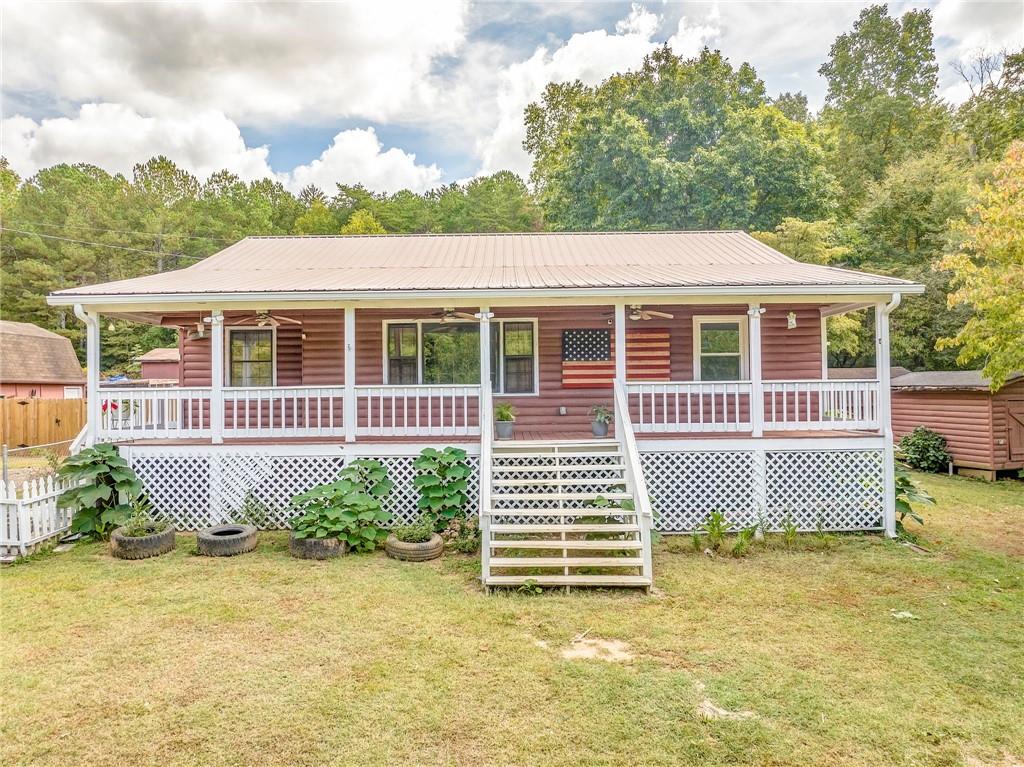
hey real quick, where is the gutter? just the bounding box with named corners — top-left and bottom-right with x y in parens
top-left (47, 282), bottom-right (927, 307)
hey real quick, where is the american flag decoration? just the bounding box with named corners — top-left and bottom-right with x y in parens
top-left (561, 328), bottom-right (671, 388)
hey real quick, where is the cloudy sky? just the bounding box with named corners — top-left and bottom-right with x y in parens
top-left (2, 1), bottom-right (1021, 193)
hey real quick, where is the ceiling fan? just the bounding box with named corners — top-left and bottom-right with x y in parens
top-left (227, 310), bottom-right (302, 328)
top-left (429, 308), bottom-right (479, 323)
top-left (602, 305), bottom-right (675, 321)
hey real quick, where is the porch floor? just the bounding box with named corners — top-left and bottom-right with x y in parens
top-left (114, 428), bottom-right (879, 446)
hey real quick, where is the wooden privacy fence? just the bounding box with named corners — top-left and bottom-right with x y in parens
top-left (0, 398), bottom-right (86, 447)
top-left (0, 476), bottom-right (76, 562)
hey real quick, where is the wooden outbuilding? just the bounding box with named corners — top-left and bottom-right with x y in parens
top-left (0, 320), bottom-right (85, 399)
top-left (890, 371), bottom-right (1024, 480)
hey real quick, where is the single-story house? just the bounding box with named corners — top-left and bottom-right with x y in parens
top-left (136, 347), bottom-right (181, 384)
top-left (891, 370), bottom-right (1024, 480)
top-left (48, 231), bottom-right (922, 589)
top-left (0, 320), bottom-right (85, 399)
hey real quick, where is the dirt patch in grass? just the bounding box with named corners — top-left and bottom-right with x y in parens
top-left (559, 635), bottom-right (633, 662)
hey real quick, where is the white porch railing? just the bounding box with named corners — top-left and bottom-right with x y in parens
top-left (223, 386), bottom-right (346, 438)
top-left (626, 381), bottom-right (753, 433)
top-left (98, 387), bottom-right (213, 440)
top-left (764, 379), bottom-right (880, 431)
top-left (356, 385), bottom-right (481, 437)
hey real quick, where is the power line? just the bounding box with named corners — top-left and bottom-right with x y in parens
top-left (6, 219), bottom-right (238, 243)
top-left (0, 227), bottom-right (207, 262)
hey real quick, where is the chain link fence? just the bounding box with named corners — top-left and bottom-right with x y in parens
top-left (1, 439), bottom-right (74, 487)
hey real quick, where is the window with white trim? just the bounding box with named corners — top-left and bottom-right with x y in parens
top-left (228, 328), bottom-right (274, 387)
top-left (693, 316), bottom-right (747, 381)
top-left (384, 319), bottom-right (537, 394)
top-left (63, 386), bottom-right (84, 399)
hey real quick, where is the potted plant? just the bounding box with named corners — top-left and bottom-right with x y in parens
top-left (385, 517), bottom-right (443, 561)
top-left (589, 404), bottom-right (612, 437)
top-left (289, 458), bottom-right (393, 558)
top-left (494, 402), bottom-right (517, 440)
top-left (110, 498), bottom-right (175, 560)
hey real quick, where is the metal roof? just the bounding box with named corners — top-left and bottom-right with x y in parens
top-left (49, 231), bottom-right (920, 302)
top-left (891, 370), bottom-right (1023, 391)
top-left (0, 320), bottom-right (86, 384)
top-left (135, 347), bottom-right (180, 363)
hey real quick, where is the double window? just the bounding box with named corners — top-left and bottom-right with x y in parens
top-left (228, 328), bottom-right (274, 387)
top-left (693, 316), bottom-right (748, 381)
top-left (385, 319), bottom-right (537, 394)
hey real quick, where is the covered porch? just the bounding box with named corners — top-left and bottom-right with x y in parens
top-left (81, 298), bottom-right (895, 445)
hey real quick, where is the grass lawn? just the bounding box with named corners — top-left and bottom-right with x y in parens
top-left (2, 472), bottom-right (1022, 767)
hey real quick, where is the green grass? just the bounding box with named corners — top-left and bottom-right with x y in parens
top-left (2, 472), bottom-right (1022, 766)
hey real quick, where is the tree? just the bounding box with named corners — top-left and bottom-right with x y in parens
top-left (818, 5), bottom-right (949, 208)
top-left (340, 208), bottom-right (386, 234)
top-left (954, 49), bottom-right (1024, 161)
top-left (752, 218), bottom-right (848, 265)
top-left (293, 200), bottom-right (339, 235)
top-left (436, 171), bottom-right (542, 232)
top-left (773, 91), bottom-right (810, 123)
top-left (938, 141), bottom-right (1024, 389)
top-left (524, 46), bottom-right (837, 231)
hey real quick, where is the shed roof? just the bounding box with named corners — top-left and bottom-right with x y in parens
top-left (0, 321), bottom-right (85, 384)
top-left (891, 370), bottom-right (1024, 391)
top-left (136, 347), bottom-right (180, 363)
top-left (49, 231), bottom-right (920, 303)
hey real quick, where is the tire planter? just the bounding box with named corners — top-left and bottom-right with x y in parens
top-left (197, 524), bottom-right (258, 557)
top-left (385, 533), bottom-right (444, 562)
top-left (289, 533), bottom-right (348, 560)
top-left (110, 525), bottom-right (176, 560)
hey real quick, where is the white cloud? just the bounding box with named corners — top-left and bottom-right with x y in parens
top-left (1, 103), bottom-right (276, 181)
top-left (2, 2), bottom-right (468, 126)
top-left (286, 128), bottom-right (442, 194)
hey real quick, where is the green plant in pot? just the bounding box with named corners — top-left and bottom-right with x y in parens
top-left (58, 443), bottom-right (145, 540)
top-left (289, 458), bottom-right (393, 558)
top-left (109, 497), bottom-right (176, 560)
top-left (494, 402), bottom-right (517, 440)
top-left (589, 404), bottom-right (612, 437)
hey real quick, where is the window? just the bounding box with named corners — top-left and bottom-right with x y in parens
top-left (63, 386), bottom-right (84, 399)
top-left (383, 319), bottom-right (537, 394)
top-left (228, 329), bottom-right (274, 387)
top-left (387, 324), bottom-right (418, 385)
top-left (693, 317), bottom-right (747, 381)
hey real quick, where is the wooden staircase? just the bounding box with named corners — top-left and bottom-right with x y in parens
top-left (481, 438), bottom-right (654, 590)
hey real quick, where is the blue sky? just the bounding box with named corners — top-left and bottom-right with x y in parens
top-left (3, 1), bottom-right (1021, 192)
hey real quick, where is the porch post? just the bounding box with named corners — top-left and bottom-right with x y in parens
top-left (75, 305), bottom-right (100, 446)
top-left (478, 306), bottom-right (493, 587)
top-left (876, 296), bottom-right (900, 538)
top-left (747, 304), bottom-right (765, 438)
top-left (614, 303), bottom-right (627, 385)
top-left (210, 310), bottom-right (224, 444)
top-left (344, 305), bottom-right (357, 443)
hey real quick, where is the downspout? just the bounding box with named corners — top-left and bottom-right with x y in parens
top-left (74, 304), bottom-right (100, 447)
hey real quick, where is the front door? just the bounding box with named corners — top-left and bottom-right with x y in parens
top-left (1008, 400), bottom-right (1024, 462)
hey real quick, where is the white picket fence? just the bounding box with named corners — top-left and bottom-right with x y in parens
top-left (0, 476), bottom-right (76, 561)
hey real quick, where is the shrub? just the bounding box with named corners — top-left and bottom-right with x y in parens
top-left (894, 466), bottom-right (935, 535)
top-left (120, 498), bottom-right (169, 538)
top-left (440, 514), bottom-right (480, 553)
top-left (899, 427), bottom-right (951, 473)
top-left (393, 517), bottom-right (435, 544)
top-left (58, 443), bottom-right (145, 539)
top-left (290, 459), bottom-right (393, 553)
top-left (413, 447), bottom-right (471, 530)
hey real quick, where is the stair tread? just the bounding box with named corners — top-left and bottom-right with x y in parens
top-left (490, 557), bottom-right (643, 567)
top-left (491, 463), bottom-right (626, 473)
top-left (492, 492), bottom-right (632, 502)
top-left (490, 523), bottom-right (639, 534)
top-left (484, 575), bottom-right (651, 586)
top-left (493, 478), bottom-right (626, 487)
top-left (489, 539), bottom-right (643, 549)
top-left (485, 508), bottom-right (637, 516)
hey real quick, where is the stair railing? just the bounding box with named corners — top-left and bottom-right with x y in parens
top-left (612, 380), bottom-right (654, 583)
top-left (478, 386), bottom-right (493, 585)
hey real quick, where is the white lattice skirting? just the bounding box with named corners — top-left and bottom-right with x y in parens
top-left (122, 444), bottom-right (884, 533)
top-left (641, 447), bottom-right (885, 532)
